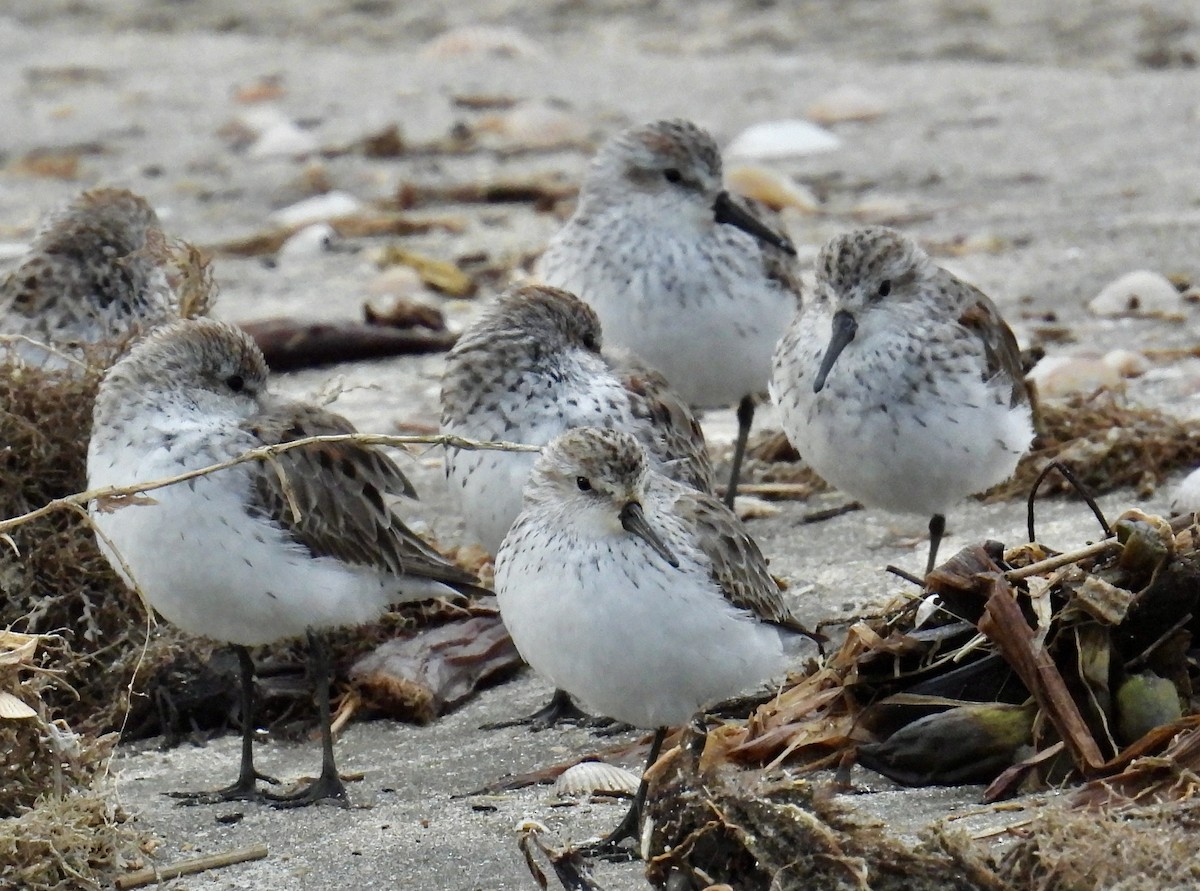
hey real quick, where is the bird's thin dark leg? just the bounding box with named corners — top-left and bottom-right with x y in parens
top-left (169, 645), bottom-right (277, 804)
top-left (725, 394), bottom-right (756, 509)
top-left (267, 630), bottom-right (349, 808)
top-left (927, 513), bottom-right (946, 576)
top-left (480, 687), bottom-right (596, 731)
top-left (578, 726), bottom-right (667, 861)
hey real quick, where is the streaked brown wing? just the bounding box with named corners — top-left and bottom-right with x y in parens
top-left (955, 281), bottom-right (1029, 409)
top-left (672, 487), bottom-right (801, 630)
top-left (242, 400), bottom-right (478, 587)
top-left (617, 358), bottom-right (715, 494)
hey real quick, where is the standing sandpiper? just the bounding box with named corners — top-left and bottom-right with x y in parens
top-left (441, 283), bottom-right (713, 725)
top-left (89, 318), bottom-right (480, 806)
top-left (538, 119), bottom-right (802, 508)
top-left (495, 427), bottom-right (812, 853)
top-left (771, 226), bottom-right (1034, 574)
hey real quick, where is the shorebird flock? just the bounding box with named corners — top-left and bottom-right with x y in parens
top-left (1, 118), bottom-right (1035, 854)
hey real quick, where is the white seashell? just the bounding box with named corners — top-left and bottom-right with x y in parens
top-left (725, 120), bottom-right (841, 161)
top-left (277, 223), bottom-right (337, 260)
top-left (725, 166), bottom-right (820, 214)
top-left (1171, 466), bottom-right (1200, 514)
top-left (270, 191), bottom-right (363, 228)
top-left (806, 85), bottom-right (887, 125)
top-left (1087, 270), bottom-right (1185, 319)
top-left (1028, 355), bottom-right (1122, 398)
top-left (419, 25), bottom-right (541, 59)
top-left (249, 120), bottom-right (319, 159)
top-left (0, 690), bottom-right (36, 719)
top-left (476, 102), bottom-right (590, 149)
top-left (553, 760), bottom-right (640, 798)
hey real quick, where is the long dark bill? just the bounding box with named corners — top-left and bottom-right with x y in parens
top-left (712, 191), bottom-right (796, 256)
top-left (813, 309), bottom-right (858, 393)
top-left (619, 501), bottom-right (679, 568)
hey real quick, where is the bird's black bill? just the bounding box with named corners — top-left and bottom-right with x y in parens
top-left (813, 309), bottom-right (858, 393)
top-left (712, 191), bottom-right (796, 256)
top-left (619, 501), bottom-right (679, 568)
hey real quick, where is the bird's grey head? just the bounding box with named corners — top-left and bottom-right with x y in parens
top-left (98, 318), bottom-right (268, 415)
top-left (461, 284), bottom-right (602, 359)
top-left (814, 226), bottom-right (931, 313)
top-left (809, 227), bottom-right (932, 393)
top-left (582, 119), bottom-right (795, 254)
top-left (588, 119), bottom-right (724, 207)
top-left (525, 427), bottom-right (678, 566)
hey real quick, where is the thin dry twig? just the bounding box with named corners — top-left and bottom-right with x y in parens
top-left (0, 432), bottom-right (541, 535)
top-left (113, 844), bottom-right (268, 889)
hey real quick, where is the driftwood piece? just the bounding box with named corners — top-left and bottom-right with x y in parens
top-left (239, 319), bottom-right (458, 371)
top-left (349, 612), bottom-right (522, 723)
top-left (977, 573), bottom-right (1106, 773)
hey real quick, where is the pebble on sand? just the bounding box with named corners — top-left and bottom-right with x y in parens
top-left (1087, 269), bottom-right (1186, 319)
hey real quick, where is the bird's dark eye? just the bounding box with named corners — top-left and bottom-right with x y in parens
top-left (576, 476), bottom-right (593, 492)
top-left (663, 167), bottom-right (683, 184)
top-left (877, 280), bottom-right (892, 298)
top-left (226, 374), bottom-right (245, 392)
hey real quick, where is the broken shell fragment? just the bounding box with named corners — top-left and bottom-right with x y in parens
top-left (0, 690), bottom-right (36, 719)
top-left (725, 165), bottom-right (820, 214)
top-left (553, 760), bottom-right (640, 799)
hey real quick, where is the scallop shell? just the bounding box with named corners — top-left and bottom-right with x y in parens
top-left (0, 691), bottom-right (36, 720)
top-left (553, 760), bottom-right (640, 798)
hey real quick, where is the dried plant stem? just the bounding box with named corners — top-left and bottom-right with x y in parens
top-left (0, 432), bottom-right (540, 535)
top-left (113, 844), bottom-right (268, 889)
top-left (1003, 539), bottom-right (1121, 581)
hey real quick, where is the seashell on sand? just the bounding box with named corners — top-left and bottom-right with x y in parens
top-left (725, 120), bottom-right (841, 161)
top-left (553, 760), bottom-right (640, 799)
top-left (1088, 270), bottom-right (1185, 319)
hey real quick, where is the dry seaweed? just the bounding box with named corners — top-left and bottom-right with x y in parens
top-left (644, 724), bottom-right (1007, 891)
top-left (991, 390), bottom-right (1200, 500)
top-left (0, 361), bottom-right (157, 736)
top-left (0, 793), bottom-right (148, 890)
top-left (996, 798), bottom-right (1200, 891)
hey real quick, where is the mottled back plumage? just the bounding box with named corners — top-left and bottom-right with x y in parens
top-left (440, 284), bottom-right (712, 553)
top-left (1, 189), bottom-right (184, 364)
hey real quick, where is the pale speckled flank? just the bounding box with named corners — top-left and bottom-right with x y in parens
top-left (89, 317), bottom-right (477, 647)
top-left (439, 283), bottom-right (712, 555)
top-left (88, 317), bottom-right (481, 805)
top-left (536, 118), bottom-right (803, 508)
top-left (537, 118), bottom-right (802, 411)
top-left (494, 426), bottom-right (808, 731)
top-left (771, 225), bottom-right (1033, 568)
top-left (0, 188), bottom-right (181, 365)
